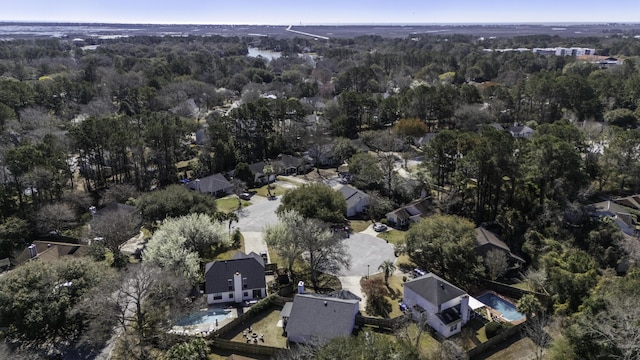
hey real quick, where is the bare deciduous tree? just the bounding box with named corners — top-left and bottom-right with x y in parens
top-left (485, 249), bottom-right (508, 280)
top-left (90, 207), bottom-right (141, 265)
top-left (521, 313), bottom-right (552, 360)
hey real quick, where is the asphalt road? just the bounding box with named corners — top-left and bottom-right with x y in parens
top-left (337, 232), bottom-right (396, 277)
top-left (235, 195), bottom-right (281, 232)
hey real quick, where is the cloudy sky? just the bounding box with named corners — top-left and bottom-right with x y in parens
top-left (2, 0), bottom-right (639, 24)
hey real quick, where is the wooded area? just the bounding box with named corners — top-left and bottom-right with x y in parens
top-left (1, 31), bottom-right (640, 359)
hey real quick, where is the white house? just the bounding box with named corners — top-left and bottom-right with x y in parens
top-left (403, 273), bottom-right (473, 338)
top-left (337, 185), bottom-right (370, 218)
top-left (204, 252), bottom-right (266, 305)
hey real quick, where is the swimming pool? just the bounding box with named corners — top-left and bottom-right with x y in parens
top-left (476, 292), bottom-right (525, 322)
top-left (175, 308), bottom-right (232, 326)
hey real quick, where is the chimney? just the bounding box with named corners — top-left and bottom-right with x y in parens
top-left (461, 295), bottom-right (470, 324)
top-left (298, 281), bottom-right (305, 294)
top-left (28, 244), bottom-right (37, 258)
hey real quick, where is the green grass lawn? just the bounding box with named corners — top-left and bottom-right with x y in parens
top-left (349, 219), bottom-right (371, 233)
top-left (363, 272), bottom-right (405, 319)
top-left (227, 308), bottom-right (288, 348)
top-left (215, 196), bottom-right (250, 213)
top-left (251, 184), bottom-right (290, 198)
top-left (377, 229), bottom-right (406, 245)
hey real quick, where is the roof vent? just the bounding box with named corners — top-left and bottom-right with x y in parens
top-left (440, 283), bottom-right (445, 290)
top-left (324, 301), bottom-right (328, 307)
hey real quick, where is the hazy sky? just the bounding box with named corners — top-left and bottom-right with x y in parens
top-left (2, 0), bottom-right (639, 24)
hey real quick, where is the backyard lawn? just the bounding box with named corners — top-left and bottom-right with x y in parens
top-left (226, 308), bottom-right (288, 348)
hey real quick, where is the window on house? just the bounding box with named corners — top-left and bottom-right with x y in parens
top-left (213, 293), bottom-right (222, 300)
top-left (229, 293), bottom-right (233, 299)
top-left (243, 291), bottom-right (248, 297)
top-left (228, 279), bottom-right (233, 291)
top-left (243, 277), bottom-right (248, 289)
top-left (450, 324), bottom-right (458, 332)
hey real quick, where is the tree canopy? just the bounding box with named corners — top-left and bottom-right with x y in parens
top-left (404, 215), bottom-right (483, 288)
top-left (277, 183), bottom-right (347, 224)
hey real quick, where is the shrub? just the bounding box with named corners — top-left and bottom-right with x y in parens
top-left (485, 321), bottom-right (511, 338)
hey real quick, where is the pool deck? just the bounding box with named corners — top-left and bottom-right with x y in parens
top-left (474, 290), bottom-right (526, 325)
top-left (170, 305), bottom-right (241, 336)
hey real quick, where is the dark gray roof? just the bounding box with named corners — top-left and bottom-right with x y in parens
top-left (286, 294), bottom-right (359, 344)
top-left (204, 252), bottom-right (265, 294)
top-left (249, 162), bottom-right (266, 176)
top-left (276, 154), bottom-right (308, 169)
top-left (281, 302), bottom-right (294, 318)
top-left (475, 227), bottom-right (525, 263)
top-left (338, 185), bottom-right (369, 209)
top-left (324, 289), bottom-right (362, 301)
top-left (186, 173), bottom-right (233, 194)
top-left (404, 272), bottom-right (466, 307)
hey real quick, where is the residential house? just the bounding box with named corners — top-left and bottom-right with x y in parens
top-left (591, 200), bottom-right (638, 236)
top-left (414, 133), bottom-right (436, 148)
top-left (475, 226), bottom-right (525, 270)
top-left (403, 272), bottom-right (472, 338)
top-left (507, 123), bottom-right (534, 139)
top-left (337, 185), bottom-right (370, 218)
top-left (283, 293), bottom-right (360, 345)
top-left (274, 154), bottom-right (311, 176)
top-left (248, 161), bottom-right (276, 185)
top-left (204, 252), bottom-right (266, 305)
top-left (386, 197), bottom-right (432, 228)
top-left (13, 241), bottom-right (90, 265)
top-left (305, 143), bottom-right (336, 167)
top-left (185, 173), bottom-right (234, 197)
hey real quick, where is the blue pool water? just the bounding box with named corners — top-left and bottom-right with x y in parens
top-left (176, 308), bottom-right (232, 326)
top-left (476, 293), bottom-right (525, 322)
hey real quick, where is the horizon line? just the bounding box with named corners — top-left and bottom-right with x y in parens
top-left (1, 20), bottom-right (639, 27)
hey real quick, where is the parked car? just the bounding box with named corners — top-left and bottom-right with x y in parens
top-left (373, 223), bottom-right (387, 232)
top-left (239, 192), bottom-right (252, 200)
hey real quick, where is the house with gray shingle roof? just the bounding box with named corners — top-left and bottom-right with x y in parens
top-left (591, 200), bottom-right (638, 236)
top-left (508, 123), bottom-right (534, 139)
top-left (186, 173), bottom-right (234, 197)
top-left (337, 185), bottom-right (370, 218)
top-left (475, 226), bottom-right (525, 269)
top-left (284, 293), bottom-right (360, 345)
top-left (385, 197), bottom-right (432, 228)
top-left (204, 251), bottom-right (266, 305)
top-left (403, 272), bottom-right (471, 338)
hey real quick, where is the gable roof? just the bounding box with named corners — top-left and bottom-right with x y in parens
top-left (475, 227), bottom-right (525, 263)
top-left (324, 289), bottom-right (362, 301)
top-left (248, 162), bottom-right (266, 176)
top-left (205, 252), bottom-right (265, 294)
top-left (337, 185), bottom-right (369, 208)
top-left (404, 272), bottom-right (466, 308)
top-left (276, 154), bottom-right (308, 169)
top-left (415, 133), bottom-right (436, 146)
top-left (508, 125), bottom-right (534, 135)
top-left (14, 241), bottom-right (90, 264)
top-left (286, 294), bottom-right (359, 343)
top-left (186, 173), bottom-right (233, 194)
